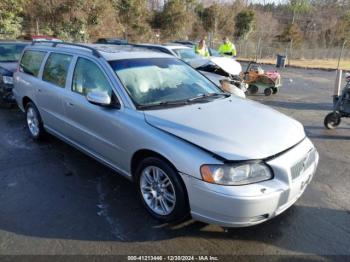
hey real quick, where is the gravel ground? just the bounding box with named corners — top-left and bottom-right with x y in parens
top-left (0, 65), bottom-right (349, 259)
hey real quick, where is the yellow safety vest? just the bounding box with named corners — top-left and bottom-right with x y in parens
top-left (195, 45), bottom-right (210, 57)
top-left (218, 41), bottom-right (237, 56)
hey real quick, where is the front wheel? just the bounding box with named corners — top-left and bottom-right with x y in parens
top-left (324, 112), bottom-right (341, 129)
top-left (25, 102), bottom-right (45, 140)
top-left (136, 157), bottom-right (189, 222)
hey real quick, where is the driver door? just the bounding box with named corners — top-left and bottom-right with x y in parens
top-left (63, 57), bottom-right (123, 167)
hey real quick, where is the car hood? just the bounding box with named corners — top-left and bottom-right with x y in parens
top-left (209, 57), bottom-right (242, 76)
top-left (0, 62), bottom-right (17, 74)
top-left (144, 97), bottom-right (305, 160)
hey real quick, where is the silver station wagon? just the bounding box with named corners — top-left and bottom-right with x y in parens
top-left (13, 42), bottom-right (319, 227)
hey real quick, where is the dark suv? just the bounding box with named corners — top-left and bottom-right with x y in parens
top-left (0, 41), bottom-right (28, 105)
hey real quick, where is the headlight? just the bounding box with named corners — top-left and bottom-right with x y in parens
top-left (2, 76), bottom-right (13, 85)
top-left (200, 162), bottom-right (273, 185)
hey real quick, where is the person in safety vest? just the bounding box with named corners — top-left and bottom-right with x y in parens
top-left (218, 37), bottom-right (237, 57)
top-left (194, 39), bottom-right (210, 57)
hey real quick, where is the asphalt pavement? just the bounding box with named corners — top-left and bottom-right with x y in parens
top-left (0, 65), bottom-right (349, 258)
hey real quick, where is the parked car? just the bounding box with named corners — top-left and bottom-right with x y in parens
top-left (31, 35), bottom-right (62, 42)
top-left (95, 38), bottom-right (128, 45)
top-left (133, 43), bottom-right (246, 98)
top-left (0, 41), bottom-right (28, 105)
top-left (13, 42), bottom-right (319, 227)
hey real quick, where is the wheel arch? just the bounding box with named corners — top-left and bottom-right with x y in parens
top-left (130, 149), bottom-right (189, 202)
top-left (22, 96), bottom-right (33, 109)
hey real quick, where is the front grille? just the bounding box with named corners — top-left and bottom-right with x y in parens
top-left (291, 149), bottom-right (316, 180)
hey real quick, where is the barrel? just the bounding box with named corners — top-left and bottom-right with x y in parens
top-left (276, 54), bottom-right (286, 68)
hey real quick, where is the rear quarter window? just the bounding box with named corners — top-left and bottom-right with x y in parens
top-left (19, 50), bottom-right (46, 77)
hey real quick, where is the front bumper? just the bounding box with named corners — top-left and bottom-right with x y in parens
top-left (182, 138), bottom-right (319, 227)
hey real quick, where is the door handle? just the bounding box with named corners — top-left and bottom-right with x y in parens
top-left (66, 102), bottom-right (74, 107)
top-left (37, 88), bottom-right (42, 92)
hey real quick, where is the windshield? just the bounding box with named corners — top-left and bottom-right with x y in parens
top-left (0, 44), bottom-right (26, 62)
top-left (109, 58), bottom-right (223, 108)
top-left (209, 48), bottom-right (221, 57)
top-left (172, 48), bottom-right (202, 61)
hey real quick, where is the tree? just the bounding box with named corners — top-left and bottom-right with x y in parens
top-left (153, 0), bottom-right (197, 40)
top-left (234, 10), bottom-right (255, 40)
top-left (112, 0), bottom-right (152, 41)
top-left (288, 0), bottom-right (310, 24)
top-left (0, 0), bottom-right (23, 39)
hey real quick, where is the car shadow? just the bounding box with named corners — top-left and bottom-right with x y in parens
top-left (304, 125), bottom-right (350, 140)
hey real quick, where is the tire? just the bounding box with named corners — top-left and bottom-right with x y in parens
top-left (247, 85), bottom-right (259, 95)
top-left (324, 112), bottom-right (341, 129)
top-left (136, 157), bottom-right (189, 222)
top-left (264, 87), bottom-right (273, 96)
top-left (25, 102), bottom-right (45, 140)
top-left (272, 87), bottom-right (279, 94)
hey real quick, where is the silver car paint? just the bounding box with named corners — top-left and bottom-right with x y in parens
top-left (13, 44), bottom-right (318, 227)
top-left (144, 97), bottom-right (305, 160)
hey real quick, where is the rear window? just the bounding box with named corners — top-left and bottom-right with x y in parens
top-left (43, 53), bottom-right (73, 88)
top-left (19, 50), bottom-right (46, 77)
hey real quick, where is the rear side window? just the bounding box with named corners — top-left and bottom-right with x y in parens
top-left (19, 50), bottom-right (46, 77)
top-left (72, 57), bottom-right (112, 96)
top-left (43, 53), bottom-right (73, 88)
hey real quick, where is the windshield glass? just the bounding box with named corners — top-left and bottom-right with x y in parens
top-left (172, 48), bottom-right (202, 61)
top-left (0, 44), bottom-right (26, 62)
top-left (209, 48), bottom-right (221, 57)
top-left (109, 58), bottom-right (222, 108)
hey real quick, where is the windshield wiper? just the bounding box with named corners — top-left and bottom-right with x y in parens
top-left (187, 92), bottom-right (230, 102)
top-left (137, 99), bottom-right (189, 110)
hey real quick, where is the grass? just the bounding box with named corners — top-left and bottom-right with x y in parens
top-left (238, 58), bottom-right (350, 71)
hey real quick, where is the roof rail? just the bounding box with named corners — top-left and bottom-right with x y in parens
top-left (31, 41), bottom-right (102, 58)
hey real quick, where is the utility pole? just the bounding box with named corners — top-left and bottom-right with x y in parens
top-left (337, 40), bottom-right (347, 70)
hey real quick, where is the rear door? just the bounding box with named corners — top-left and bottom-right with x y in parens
top-left (62, 57), bottom-right (125, 169)
top-left (37, 52), bottom-right (73, 133)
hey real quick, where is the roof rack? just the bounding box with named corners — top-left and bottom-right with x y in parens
top-left (31, 41), bottom-right (102, 58)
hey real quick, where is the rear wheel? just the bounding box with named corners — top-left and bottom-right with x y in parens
top-left (247, 85), bottom-right (259, 95)
top-left (136, 157), bottom-right (189, 222)
top-left (324, 112), bottom-right (341, 129)
top-left (264, 87), bottom-right (273, 96)
top-left (25, 102), bottom-right (44, 140)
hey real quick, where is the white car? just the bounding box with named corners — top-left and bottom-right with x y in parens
top-left (133, 44), bottom-right (246, 98)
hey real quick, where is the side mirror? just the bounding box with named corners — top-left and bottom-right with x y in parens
top-left (86, 90), bottom-right (111, 107)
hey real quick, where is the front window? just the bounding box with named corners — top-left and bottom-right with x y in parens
top-left (72, 57), bottom-right (112, 96)
top-left (172, 48), bottom-right (202, 61)
top-left (0, 44), bottom-right (26, 62)
top-left (109, 58), bottom-right (224, 109)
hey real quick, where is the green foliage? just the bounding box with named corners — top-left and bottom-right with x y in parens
top-left (0, 0), bottom-right (23, 39)
top-left (112, 0), bottom-right (152, 41)
top-left (288, 0), bottom-right (310, 23)
top-left (153, 0), bottom-right (197, 40)
top-left (234, 10), bottom-right (255, 40)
